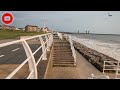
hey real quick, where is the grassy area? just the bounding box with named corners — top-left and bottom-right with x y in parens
top-left (0, 30), bottom-right (47, 40)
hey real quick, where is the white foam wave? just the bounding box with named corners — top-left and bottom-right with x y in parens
top-left (71, 36), bottom-right (120, 61)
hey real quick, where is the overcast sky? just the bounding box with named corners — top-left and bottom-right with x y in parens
top-left (0, 11), bottom-right (120, 34)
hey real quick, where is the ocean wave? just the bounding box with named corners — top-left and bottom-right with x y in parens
top-left (71, 36), bottom-right (120, 61)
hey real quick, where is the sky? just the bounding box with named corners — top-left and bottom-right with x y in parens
top-left (0, 11), bottom-right (120, 34)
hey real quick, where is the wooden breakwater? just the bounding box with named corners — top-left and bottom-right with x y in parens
top-left (73, 41), bottom-right (118, 72)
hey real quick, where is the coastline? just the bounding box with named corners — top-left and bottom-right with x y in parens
top-left (70, 33), bottom-right (120, 36)
top-left (71, 36), bottom-right (120, 61)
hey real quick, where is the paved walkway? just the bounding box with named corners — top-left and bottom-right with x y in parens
top-left (46, 50), bottom-right (115, 79)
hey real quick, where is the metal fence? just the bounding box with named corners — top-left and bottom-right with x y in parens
top-left (0, 33), bottom-right (53, 79)
top-left (57, 32), bottom-right (76, 65)
top-left (68, 35), bottom-right (76, 65)
top-left (103, 60), bottom-right (120, 79)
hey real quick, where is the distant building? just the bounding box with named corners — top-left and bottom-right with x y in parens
top-left (10, 26), bottom-right (16, 30)
top-left (37, 27), bottom-right (42, 32)
top-left (41, 27), bottom-right (49, 33)
top-left (1, 25), bottom-right (16, 30)
top-left (2, 25), bottom-right (10, 30)
top-left (25, 25), bottom-right (38, 32)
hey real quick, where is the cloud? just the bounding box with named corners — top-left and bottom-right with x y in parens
top-left (1, 11), bottom-right (120, 34)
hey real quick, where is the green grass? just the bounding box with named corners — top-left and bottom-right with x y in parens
top-left (0, 30), bottom-right (47, 40)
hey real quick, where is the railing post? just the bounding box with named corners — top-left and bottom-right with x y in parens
top-left (48, 34), bottom-right (53, 48)
top-left (49, 34), bottom-right (53, 47)
top-left (115, 60), bottom-right (119, 78)
top-left (47, 34), bottom-right (53, 51)
top-left (50, 34), bottom-right (53, 46)
top-left (22, 39), bottom-right (37, 79)
top-left (45, 35), bottom-right (50, 51)
top-left (57, 32), bottom-right (62, 40)
top-left (39, 36), bottom-right (47, 60)
top-left (103, 61), bottom-right (105, 74)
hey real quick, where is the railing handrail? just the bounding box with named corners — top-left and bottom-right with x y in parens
top-left (57, 32), bottom-right (63, 40)
top-left (0, 33), bottom-right (51, 48)
top-left (103, 60), bottom-right (120, 79)
top-left (0, 33), bottom-right (53, 79)
top-left (60, 34), bottom-right (76, 64)
top-left (57, 33), bottom-right (76, 65)
top-left (68, 35), bottom-right (76, 64)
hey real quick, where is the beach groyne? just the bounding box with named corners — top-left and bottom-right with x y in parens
top-left (73, 41), bottom-right (117, 72)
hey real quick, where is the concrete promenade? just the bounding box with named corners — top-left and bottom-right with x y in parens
top-left (46, 50), bottom-right (115, 79)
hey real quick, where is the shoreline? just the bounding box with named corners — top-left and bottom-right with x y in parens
top-left (71, 36), bottom-right (120, 61)
top-left (72, 33), bottom-right (120, 36)
top-left (67, 32), bottom-right (120, 36)
top-left (73, 41), bottom-right (117, 72)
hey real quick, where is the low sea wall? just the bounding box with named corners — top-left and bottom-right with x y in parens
top-left (73, 41), bottom-right (117, 72)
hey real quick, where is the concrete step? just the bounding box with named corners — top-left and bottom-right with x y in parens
top-left (54, 47), bottom-right (71, 49)
top-left (53, 57), bottom-right (74, 60)
top-left (53, 64), bottom-right (75, 67)
top-left (53, 57), bottom-right (74, 59)
top-left (53, 44), bottom-right (70, 47)
top-left (53, 51), bottom-right (72, 53)
top-left (54, 40), bottom-right (69, 42)
top-left (53, 48), bottom-right (71, 51)
top-left (53, 62), bottom-right (75, 64)
top-left (53, 52), bottom-right (72, 54)
top-left (53, 36), bottom-right (59, 39)
top-left (53, 53), bottom-right (73, 56)
top-left (54, 42), bottom-right (70, 43)
top-left (54, 42), bottom-right (70, 44)
top-left (53, 46), bottom-right (71, 48)
top-left (54, 50), bottom-right (72, 52)
top-left (53, 54), bottom-right (73, 57)
top-left (53, 58), bottom-right (74, 60)
top-left (54, 48), bottom-right (71, 50)
top-left (52, 36), bottom-right (75, 67)
top-left (53, 53), bottom-right (73, 55)
top-left (53, 60), bottom-right (74, 62)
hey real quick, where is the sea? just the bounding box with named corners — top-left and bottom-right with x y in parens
top-left (71, 33), bottom-right (120, 44)
top-left (70, 33), bottom-right (120, 61)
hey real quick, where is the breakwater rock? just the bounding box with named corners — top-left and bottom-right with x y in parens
top-left (73, 41), bottom-right (117, 72)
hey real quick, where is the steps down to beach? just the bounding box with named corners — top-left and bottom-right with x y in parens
top-left (52, 34), bottom-right (75, 67)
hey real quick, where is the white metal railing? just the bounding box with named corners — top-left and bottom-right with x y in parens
top-left (0, 33), bottom-right (53, 79)
top-left (57, 32), bottom-right (63, 40)
top-left (103, 60), bottom-right (120, 79)
top-left (57, 33), bottom-right (76, 65)
top-left (68, 35), bottom-right (76, 65)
